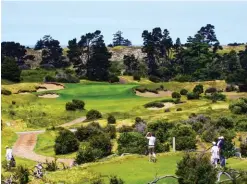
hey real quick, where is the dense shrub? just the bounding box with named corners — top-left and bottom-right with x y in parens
top-left (75, 144), bottom-right (96, 164)
top-left (210, 92), bottom-right (226, 102)
top-left (107, 114), bottom-right (116, 124)
top-left (15, 165), bottom-right (30, 184)
top-left (135, 87), bottom-right (146, 93)
top-left (109, 74), bottom-right (120, 83)
top-left (104, 125), bottom-right (116, 139)
top-left (177, 108), bottom-right (182, 111)
top-left (240, 142), bottom-right (247, 157)
top-left (146, 88), bottom-right (158, 94)
top-left (202, 126), bottom-right (218, 142)
top-left (172, 92), bottom-right (181, 99)
top-left (164, 108), bottom-right (170, 112)
top-left (55, 129), bottom-right (79, 154)
top-left (160, 85), bottom-right (164, 90)
top-left (173, 74), bottom-right (193, 82)
top-left (171, 125), bottom-right (197, 150)
top-left (215, 117), bottom-right (234, 129)
top-left (2, 57), bottom-right (21, 82)
top-left (144, 102), bottom-right (164, 108)
top-left (229, 98), bottom-right (247, 114)
top-left (86, 109), bottom-right (102, 120)
top-left (225, 85), bottom-right (238, 92)
top-left (236, 119), bottom-right (247, 131)
top-left (176, 153), bottom-right (217, 184)
top-left (180, 89), bottom-right (188, 95)
top-left (75, 122), bottom-right (103, 141)
top-left (89, 133), bottom-right (112, 156)
top-left (1, 89), bottom-right (12, 95)
top-left (149, 75), bottom-right (161, 83)
top-left (72, 99), bottom-right (85, 110)
top-left (187, 92), bottom-right (199, 100)
top-left (133, 74), bottom-right (141, 81)
top-left (117, 132), bottom-right (146, 154)
top-left (65, 102), bottom-right (76, 111)
top-left (205, 87), bottom-right (217, 94)
top-left (45, 158), bottom-right (59, 171)
top-left (118, 125), bottom-right (134, 133)
top-left (109, 176), bottom-right (124, 184)
top-left (44, 75), bottom-right (56, 82)
top-left (193, 84), bottom-right (204, 94)
top-left (134, 122), bottom-right (147, 134)
top-left (12, 101), bottom-right (16, 105)
top-left (147, 121), bottom-right (174, 143)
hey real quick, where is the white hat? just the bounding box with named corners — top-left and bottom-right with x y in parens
top-left (220, 136), bottom-right (224, 139)
top-left (212, 142), bottom-right (216, 145)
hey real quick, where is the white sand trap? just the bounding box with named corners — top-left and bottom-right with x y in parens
top-left (136, 90), bottom-right (172, 97)
top-left (37, 83), bottom-right (64, 92)
top-left (148, 102), bottom-right (175, 110)
top-left (38, 94), bottom-right (59, 98)
top-left (19, 92), bottom-right (31, 94)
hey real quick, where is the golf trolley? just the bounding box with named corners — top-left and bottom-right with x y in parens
top-left (32, 163), bottom-right (43, 179)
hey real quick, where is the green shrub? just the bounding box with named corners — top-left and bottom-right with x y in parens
top-left (135, 87), bottom-right (146, 93)
top-left (75, 144), bottom-right (96, 164)
top-left (149, 75), bottom-right (161, 83)
top-left (65, 102), bottom-right (77, 111)
top-left (180, 89), bottom-right (188, 95)
top-left (225, 85), bottom-right (237, 92)
top-left (236, 119), bottom-right (247, 131)
top-left (177, 108), bottom-right (182, 111)
top-left (75, 123), bottom-right (103, 141)
top-left (215, 117), bottom-right (234, 129)
top-left (205, 87), bottom-right (217, 94)
top-left (12, 101), bottom-right (16, 105)
top-left (104, 125), bottom-right (116, 139)
top-left (211, 92), bottom-right (226, 102)
top-left (44, 75), bottom-right (56, 82)
top-left (173, 74), bottom-right (193, 82)
top-left (72, 99), bottom-right (85, 110)
top-left (86, 109), bottom-right (102, 120)
top-left (2, 57), bottom-right (21, 82)
top-left (229, 98), bottom-right (247, 114)
top-left (240, 142), bottom-right (247, 157)
top-left (15, 165), bottom-right (30, 184)
top-left (176, 153), bottom-right (217, 184)
top-left (55, 129), bottom-right (79, 154)
top-left (1, 89), bottom-right (12, 95)
top-left (193, 84), bottom-right (204, 94)
top-left (171, 125), bottom-right (197, 150)
top-left (172, 92), bottom-right (181, 99)
top-left (118, 125), bottom-right (134, 133)
top-left (109, 74), bottom-right (120, 83)
top-left (45, 158), bottom-right (59, 171)
top-left (160, 85), bottom-right (164, 90)
top-left (187, 92), bottom-right (199, 100)
top-left (89, 133), bottom-right (112, 157)
top-left (107, 114), bottom-right (116, 124)
top-left (133, 74), bottom-right (141, 81)
top-left (164, 108), bottom-right (170, 112)
top-left (146, 88), bottom-right (158, 94)
top-left (117, 132), bottom-right (146, 154)
top-left (109, 176), bottom-right (124, 184)
top-left (144, 102), bottom-right (164, 108)
top-left (202, 126), bottom-right (218, 142)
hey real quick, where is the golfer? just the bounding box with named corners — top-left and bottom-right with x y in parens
top-left (145, 132), bottom-right (156, 161)
top-left (211, 142), bottom-right (219, 168)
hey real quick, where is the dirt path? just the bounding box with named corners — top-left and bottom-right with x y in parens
top-left (12, 116), bottom-right (86, 166)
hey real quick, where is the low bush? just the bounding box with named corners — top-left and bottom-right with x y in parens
top-left (12, 101), bottom-right (16, 105)
top-left (109, 74), bottom-right (120, 83)
top-left (15, 165), bottom-right (30, 184)
top-left (205, 87), bottom-right (217, 94)
top-left (172, 92), bottom-right (181, 99)
top-left (193, 84), bottom-right (204, 94)
top-left (107, 114), bottom-right (116, 124)
top-left (75, 144), bottom-right (96, 164)
top-left (180, 89), bottom-right (188, 95)
top-left (177, 108), bottom-right (182, 111)
top-left (164, 108), bottom-right (170, 112)
top-left (1, 89), bottom-right (12, 95)
top-left (86, 109), bottom-right (102, 120)
top-left (173, 74), bottom-right (193, 82)
top-left (240, 142), bottom-right (247, 157)
top-left (44, 75), bottom-right (56, 82)
top-left (55, 129), bottom-right (79, 154)
top-left (109, 176), bottom-right (124, 184)
top-left (149, 75), bottom-right (161, 83)
top-left (45, 158), bottom-right (59, 171)
top-left (134, 122), bottom-right (147, 134)
top-left (144, 102), bottom-right (164, 108)
top-left (225, 85), bottom-right (238, 92)
top-left (133, 74), bottom-right (141, 81)
top-left (187, 92), bottom-right (200, 100)
top-left (104, 125), bottom-right (116, 139)
top-left (135, 87), bottom-right (146, 93)
top-left (229, 98), bottom-right (247, 114)
top-left (146, 88), bottom-right (159, 94)
top-left (72, 99), bottom-right (85, 110)
top-left (65, 102), bottom-right (77, 111)
top-left (215, 117), bottom-right (234, 129)
top-left (89, 133), bottom-right (112, 157)
top-left (160, 85), bottom-right (164, 90)
top-left (118, 125), bottom-right (134, 133)
top-left (236, 119), bottom-right (247, 131)
top-left (75, 122), bottom-right (103, 141)
top-left (117, 132), bottom-right (146, 154)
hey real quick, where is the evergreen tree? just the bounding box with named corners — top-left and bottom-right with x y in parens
top-left (112, 31), bottom-right (132, 46)
top-left (1, 57), bottom-right (21, 82)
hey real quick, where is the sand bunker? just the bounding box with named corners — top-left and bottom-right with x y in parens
top-left (136, 90), bottom-right (172, 97)
top-left (38, 94), bottom-right (59, 98)
top-left (147, 102), bottom-right (175, 110)
top-left (18, 92), bottom-right (31, 95)
top-left (37, 83), bottom-right (64, 92)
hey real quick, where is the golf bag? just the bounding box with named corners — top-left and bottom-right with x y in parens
top-left (10, 156), bottom-right (16, 167)
top-left (33, 163), bottom-right (43, 178)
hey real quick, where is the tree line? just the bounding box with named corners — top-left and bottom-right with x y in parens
top-left (1, 25), bottom-right (247, 90)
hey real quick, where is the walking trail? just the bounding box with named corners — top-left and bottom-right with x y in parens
top-left (12, 116), bottom-right (86, 166)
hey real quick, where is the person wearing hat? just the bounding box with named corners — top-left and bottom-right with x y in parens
top-left (5, 146), bottom-right (13, 168)
top-left (211, 142), bottom-right (219, 168)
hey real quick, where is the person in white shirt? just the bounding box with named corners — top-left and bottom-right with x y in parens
top-left (211, 142), bottom-right (219, 168)
top-left (6, 146), bottom-right (14, 168)
top-left (145, 132), bottom-right (156, 161)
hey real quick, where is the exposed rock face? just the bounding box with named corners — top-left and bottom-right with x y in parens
top-left (25, 47), bottom-right (146, 68)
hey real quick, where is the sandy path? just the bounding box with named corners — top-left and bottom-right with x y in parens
top-left (136, 90), bottom-right (172, 98)
top-left (12, 116), bottom-right (86, 166)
